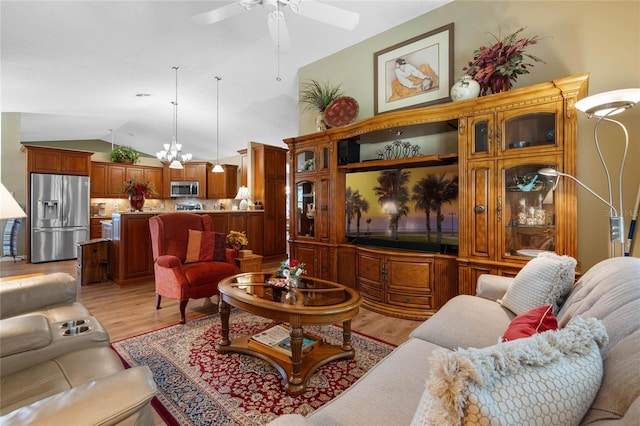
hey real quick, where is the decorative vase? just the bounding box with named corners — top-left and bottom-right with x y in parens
top-left (490, 75), bottom-right (511, 94)
top-left (316, 113), bottom-right (327, 131)
top-left (288, 275), bottom-right (300, 289)
top-left (129, 195), bottom-right (145, 212)
top-left (284, 289), bottom-right (298, 305)
top-left (450, 76), bottom-right (480, 101)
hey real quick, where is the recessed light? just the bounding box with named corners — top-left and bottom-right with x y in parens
top-left (135, 93), bottom-right (151, 97)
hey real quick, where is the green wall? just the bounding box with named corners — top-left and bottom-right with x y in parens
top-left (298, 0), bottom-right (640, 270)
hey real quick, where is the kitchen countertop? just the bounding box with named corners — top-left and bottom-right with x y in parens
top-left (110, 209), bottom-right (265, 215)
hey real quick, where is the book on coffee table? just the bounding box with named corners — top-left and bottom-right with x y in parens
top-left (248, 326), bottom-right (319, 363)
top-left (250, 325), bottom-right (290, 347)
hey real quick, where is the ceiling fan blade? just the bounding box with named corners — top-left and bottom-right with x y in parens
top-left (294, 0), bottom-right (359, 30)
top-left (191, 2), bottom-right (247, 25)
top-left (268, 11), bottom-right (291, 52)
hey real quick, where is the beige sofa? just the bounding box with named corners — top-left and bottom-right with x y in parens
top-left (0, 273), bottom-right (157, 425)
top-left (270, 256), bottom-right (640, 425)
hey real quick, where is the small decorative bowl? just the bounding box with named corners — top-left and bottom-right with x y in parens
top-left (267, 278), bottom-right (287, 288)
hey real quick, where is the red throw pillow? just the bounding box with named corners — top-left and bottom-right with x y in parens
top-left (502, 305), bottom-right (558, 342)
top-left (185, 230), bottom-right (215, 263)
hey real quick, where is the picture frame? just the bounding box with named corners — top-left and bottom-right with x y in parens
top-left (374, 23), bottom-right (454, 115)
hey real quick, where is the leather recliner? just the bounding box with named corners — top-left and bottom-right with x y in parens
top-left (0, 273), bottom-right (157, 425)
top-left (149, 212), bottom-right (241, 324)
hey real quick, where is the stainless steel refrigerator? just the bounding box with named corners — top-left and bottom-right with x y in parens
top-left (31, 173), bottom-right (90, 263)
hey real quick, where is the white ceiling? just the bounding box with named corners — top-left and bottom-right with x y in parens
top-left (1, 1), bottom-right (451, 161)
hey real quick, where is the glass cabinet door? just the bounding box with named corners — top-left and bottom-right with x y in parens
top-left (296, 150), bottom-right (315, 172)
top-left (469, 114), bottom-right (493, 157)
top-left (499, 156), bottom-right (560, 259)
top-left (296, 181), bottom-right (316, 237)
top-left (500, 106), bottom-right (559, 154)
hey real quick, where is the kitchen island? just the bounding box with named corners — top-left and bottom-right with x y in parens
top-left (108, 210), bottom-right (265, 286)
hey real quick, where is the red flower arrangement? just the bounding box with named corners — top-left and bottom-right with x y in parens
top-left (120, 178), bottom-right (158, 198)
top-left (463, 27), bottom-right (547, 96)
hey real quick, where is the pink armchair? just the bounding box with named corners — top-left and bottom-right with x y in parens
top-left (149, 212), bottom-right (240, 324)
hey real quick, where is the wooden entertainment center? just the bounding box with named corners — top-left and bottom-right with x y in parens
top-left (285, 74), bottom-right (588, 320)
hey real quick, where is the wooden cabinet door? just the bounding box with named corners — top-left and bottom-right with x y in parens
top-left (228, 212), bottom-right (246, 234)
top-left (291, 243), bottom-right (319, 279)
top-left (246, 212), bottom-right (264, 255)
top-left (28, 146), bottom-right (91, 175)
top-left (209, 213), bottom-right (229, 234)
top-left (468, 160), bottom-right (495, 260)
top-left (107, 164), bottom-right (126, 197)
top-left (90, 162), bottom-right (107, 197)
top-left (121, 215), bottom-right (154, 278)
top-left (61, 151), bottom-right (91, 175)
top-left (207, 165), bottom-right (238, 198)
top-left (30, 148), bottom-right (61, 173)
top-left (125, 166), bottom-right (144, 182)
top-left (143, 167), bottom-right (163, 198)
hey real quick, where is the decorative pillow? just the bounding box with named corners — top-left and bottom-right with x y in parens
top-left (212, 232), bottom-right (227, 262)
top-left (499, 252), bottom-right (577, 315)
top-left (185, 230), bottom-right (227, 263)
top-left (410, 317), bottom-right (608, 426)
top-left (502, 305), bottom-right (557, 342)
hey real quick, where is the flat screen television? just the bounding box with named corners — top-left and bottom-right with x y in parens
top-left (345, 165), bottom-right (459, 254)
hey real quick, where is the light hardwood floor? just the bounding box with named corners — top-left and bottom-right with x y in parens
top-left (0, 258), bottom-right (422, 344)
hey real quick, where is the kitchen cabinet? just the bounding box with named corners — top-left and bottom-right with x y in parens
top-left (109, 212), bottom-right (156, 286)
top-left (90, 162), bottom-right (163, 198)
top-left (252, 144), bottom-right (287, 258)
top-left (207, 164), bottom-right (237, 199)
top-left (90, 217), bottom-right (104, 239)
top-left (23, 145), bottom-right (92, 176)
top-left (162, 162), bottom-right (207, 198)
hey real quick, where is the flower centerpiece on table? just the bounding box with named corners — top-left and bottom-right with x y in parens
top-left (276, 259), bottom-right (307, 280)
top-left (227, 230), bottom-right (248, 251)
top-left (463, 27), bottom-right (547, 96)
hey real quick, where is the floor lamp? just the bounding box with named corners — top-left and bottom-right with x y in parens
top-left (542, 88), bottom-right (640, 257)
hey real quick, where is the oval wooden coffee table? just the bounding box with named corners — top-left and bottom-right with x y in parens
top-left (216, 272), bottom-right (362, 395)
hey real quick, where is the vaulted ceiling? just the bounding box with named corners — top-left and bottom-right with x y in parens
top-left (1, 1), bottom-right (451, 160)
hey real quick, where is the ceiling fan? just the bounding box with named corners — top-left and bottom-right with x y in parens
top-left (191, 0), bottom-right (360, 50)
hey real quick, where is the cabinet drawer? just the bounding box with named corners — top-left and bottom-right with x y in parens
top-left (358, 283), bottom-right (382, 302)
top-left (388, 292), bottom-right (432, 309)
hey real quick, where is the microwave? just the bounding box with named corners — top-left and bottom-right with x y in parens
top-left (170, 181), bottom-right (199, 198)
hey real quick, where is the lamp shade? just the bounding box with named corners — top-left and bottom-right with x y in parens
top-left (235, 186), bottom-right (251, 210)
top-left (0, 183), bottom-right (27, 220)
top-left (575, 88), bottom-right (640, 117)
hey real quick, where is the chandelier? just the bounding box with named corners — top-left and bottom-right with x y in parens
top-left (156, 66), bottom-right (192, 169)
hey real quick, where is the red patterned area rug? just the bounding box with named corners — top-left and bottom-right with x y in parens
top-left (111, 310), bottom-right (395, 425)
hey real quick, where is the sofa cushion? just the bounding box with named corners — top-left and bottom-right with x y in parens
top-left (0, 316), bottom-right (51, 357)
top-left (410, 295), bottom-right (514, 350)
top-left (502, 305), bottom-right (557, 342)
top-left (0, 347), bottom-right (126, 415)
top-left (499, 252), bottom-right (576, 315)
top-left (411, 317), bottom-right (608, 426)
top-left (581, 330), bottom-right (640, 423)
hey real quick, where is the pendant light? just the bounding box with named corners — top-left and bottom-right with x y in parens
top-left (156, 66), bottom-right (192, 169)
top-left (212, 75), bottom-right (224, 173)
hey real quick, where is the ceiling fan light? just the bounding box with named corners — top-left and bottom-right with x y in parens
top-left (163, 143), bottom-right (170, 151)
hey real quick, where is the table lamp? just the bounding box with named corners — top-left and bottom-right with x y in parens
top-left (235, 186), bottom-right (251, 210)
top-left (0, 183), bottom-right (27, 220)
